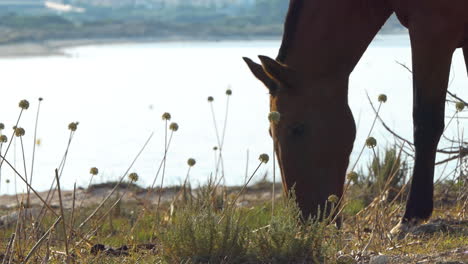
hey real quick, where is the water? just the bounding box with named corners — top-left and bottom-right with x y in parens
top-left (0, 35), bottom-right (467, 194)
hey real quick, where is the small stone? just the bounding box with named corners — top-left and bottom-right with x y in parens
top-left (369, 255), bottom-right (390, 264)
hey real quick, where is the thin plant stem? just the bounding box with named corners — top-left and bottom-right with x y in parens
top-left (78, 174), bottom-right (95, 210)
top-left (0, 143), bottom-right (2, 193)
top-left (78, 179), bottom-right (136, 247)
top-left (13, 137), bottom-right (19, 207)
top-left (209, 103), bottom-right (222, 149)
top-left (371, 147), bottom-right (381, 189)
top-left (174, 166), bottom-right (193, 204)
top-left (2, 233), bottom-right (15, 264)
top-left (209, 102), bottom-right (223, 181)
top-left (149, 132), bottom-right (174, 190)
top-left (443, 111), bottom-right (458, 134)
top-left (218, 93), bottom-right (231, 182)
top-left (231, 162), bottom-right (263, 207)
top-left (272, 144), bottom-right (276, 216)
top-left (213, 148), bottom-right (218, 176)
top-left (183, 166), bottom-right (192, 189)
top-left (243, 149), bottom-right (249, 201)
top-left (130, 132), bottom-right (174, 234)
top-left (8, 199), bottom-right (92, 262)
top-left (46, 130), bottom-right (75, 204)
top-left (23, 216), bottom-right (61, 264)
top-left (54, 169), bottom-right (69, 258)
top-left (338, 95), bottom-right (384, 217)
top-left (19, 137), bottom-right (29, 207)
top-left (0, 109), bottom-right (24, 171)
top-left (156, 131), bottom-right (174, 211)
top-left (350, 101), bottom-right (382, 171)
top-left (29, 98), bottom-right (42, 208)
top-left (220, 90), bottom-right (231, 147)
top-left (217, 161), bottom-right (264, 225)
top-left (77, 132), bottom-right (153, 230)
top-left (213, 90), bottom-right (233, 189)
top-left (9, 208), bottom-right (22, 264)
top-left (156, 120), bottom-right (169, 212)
top-left (69, 183), bottom-right (76, 243)
top-left (0, 106), bottom-right (24, 197)
top-left (35, 130), bottom-right (76, 233)
top-left (168, 166), bottom-right (193, 207)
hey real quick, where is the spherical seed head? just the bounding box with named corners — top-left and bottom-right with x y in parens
top-left (259, 153), bottom-right (269, 164)
top-left (169, 122), bottom-right (179, 132)
top-left (378, 94), bottom-right (387, 103)
top-left (128, 172), bottom-right (139, 182)
top-left (162, 112), bottom-right (171, 121)
top-left (90, 167), bottom-right (99, 175)
top-left (0, 123), bottom-right (4, 130)
top-left (268, 111), bottom-right (281, 123)
top-left (38, 97), bottom-right (43, 101)
top-left (187, 158), bottom-right (196, 167)
top-left (68, 122), bottom-right (78, 132)
top-left (207, 96), bottom-right (214, 102)
top-left (0, 135), bottom-right (7, 143)
top-left (328, 194), bottom-right (339, 204)
top-left (226, 89), bottom-right (232, 96)
top-left (213, 146), bottom-right (218, 151)
top-left (6, 179), bottom-right (10, 184)
top-left (365, 137), bottom-right (377, 148)
top-left (14, 127), bottom-right (25, 137)
top-left (456, 102), bottom-right (465, 112)
top-left (19, 99), bottom-right (29, 110)
top-left (347, 171), bottom-right (358, 183)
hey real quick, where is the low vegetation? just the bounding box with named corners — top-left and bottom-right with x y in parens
top-left (0, 91), bottom-right (466, 263)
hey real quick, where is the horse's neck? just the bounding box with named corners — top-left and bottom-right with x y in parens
top-left (279, 0), bottom-right (393, 77)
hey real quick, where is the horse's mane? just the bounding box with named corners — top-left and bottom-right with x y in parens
top-left (277, 0), bottom-right (305, 63)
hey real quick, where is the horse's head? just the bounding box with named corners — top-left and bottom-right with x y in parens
top-left (243, 55), bottom-right (356, 218)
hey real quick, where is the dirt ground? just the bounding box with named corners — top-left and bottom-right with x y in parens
top-left (0, 183), bottom-right (466, 263)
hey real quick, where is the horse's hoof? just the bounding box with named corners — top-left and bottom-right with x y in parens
top-left (390, 218), bottom-right (424, 239)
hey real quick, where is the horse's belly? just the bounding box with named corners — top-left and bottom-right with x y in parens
top-left (391, 0), bottom-right (468, 26)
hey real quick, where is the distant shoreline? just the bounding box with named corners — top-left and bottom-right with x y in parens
top-left (0, 36), bottom-right (282, 58)
top-left (0, 32), bottom-right (408, 58)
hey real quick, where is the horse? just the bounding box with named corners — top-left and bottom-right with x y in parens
top-left (243, 0), bottom-right (468, 232)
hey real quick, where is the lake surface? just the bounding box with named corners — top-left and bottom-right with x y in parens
top-left (0, 35), bottom-right (467, 194)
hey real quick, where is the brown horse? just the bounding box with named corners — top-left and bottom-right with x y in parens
top-left (244, 0), bottom-right (468, 232)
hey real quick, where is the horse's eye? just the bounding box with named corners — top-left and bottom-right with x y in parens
top-left (289, 123), bottom-right (305, 137)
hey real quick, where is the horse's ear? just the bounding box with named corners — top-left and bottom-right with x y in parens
top-left (258, 55), bottom-right (294, 87)
top-left (243, 57), bottom-right (276, 90)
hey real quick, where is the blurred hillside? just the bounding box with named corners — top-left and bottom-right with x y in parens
top-left (0, 0), bottom-right (405, 44)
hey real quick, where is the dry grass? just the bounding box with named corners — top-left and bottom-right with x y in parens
top-left (0, 93), bottom-right (467, 263)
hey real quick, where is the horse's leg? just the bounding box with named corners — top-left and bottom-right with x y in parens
top-left (394, 20), bottom-right (460, 233)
